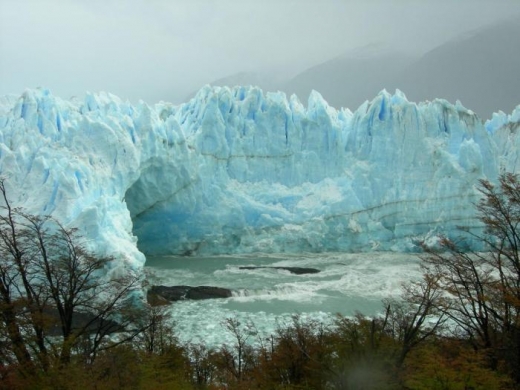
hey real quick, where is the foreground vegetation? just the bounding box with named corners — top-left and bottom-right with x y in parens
top-left (1, 174), bottom-right (520, 389)
top-left (3, 312), bottom-right (515, 390)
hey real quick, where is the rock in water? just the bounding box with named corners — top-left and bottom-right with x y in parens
top-left (186, 286), bottom-right (234, 300)
top-left (239, 266), bottom-right (320, 275)
top-left (147, 285), bottom-right (232, 305)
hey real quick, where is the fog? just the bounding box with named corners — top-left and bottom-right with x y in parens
top-left (1, 0), bottom-right (520, 105)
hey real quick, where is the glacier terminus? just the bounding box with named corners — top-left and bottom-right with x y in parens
top-left (0, 86), bottom-right (519, 278)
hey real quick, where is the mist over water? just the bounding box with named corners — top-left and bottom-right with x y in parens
top-left (145, 252), bottom-right (421, 346)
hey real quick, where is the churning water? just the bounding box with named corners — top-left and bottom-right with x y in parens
top-left (144, 252), bottom-right (421, 347)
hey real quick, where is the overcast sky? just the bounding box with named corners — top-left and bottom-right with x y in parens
top-left (1, 0), bottom-right (520, 104)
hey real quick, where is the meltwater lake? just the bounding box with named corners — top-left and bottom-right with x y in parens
top-left (144, 252), bottom-right (422, 346)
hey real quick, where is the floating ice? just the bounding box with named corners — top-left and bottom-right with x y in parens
top-left (145, 252), bottom-right (422, 346)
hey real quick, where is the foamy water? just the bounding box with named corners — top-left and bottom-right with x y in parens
top-left (144, 252), bottom-right (421, 347)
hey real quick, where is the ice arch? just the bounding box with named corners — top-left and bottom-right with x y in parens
top-left (124, 157), bottom-right (201, 257)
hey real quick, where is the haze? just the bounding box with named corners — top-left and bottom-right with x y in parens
top-left (1, 0), bottom-right (520, 109)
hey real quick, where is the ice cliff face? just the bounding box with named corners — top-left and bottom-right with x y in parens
top-left (0, 86), bottom-right (518, 274)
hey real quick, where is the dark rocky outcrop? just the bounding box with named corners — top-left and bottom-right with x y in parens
top-left (147, 285), bottom-right (232, 305)
top-left (238, 266), bottom-right (320, 275)
top-left (185, 286), bottom-right (233, 300)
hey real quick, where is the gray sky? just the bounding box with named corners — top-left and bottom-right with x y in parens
top-left (1, 0), bottom-right (520, 104)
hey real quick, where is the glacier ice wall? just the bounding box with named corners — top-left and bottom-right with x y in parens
top-left (0, 86), bottom-right (519, 274)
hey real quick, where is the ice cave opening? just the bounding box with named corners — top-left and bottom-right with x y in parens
top-left (123, 161), bottom-right (196, 258)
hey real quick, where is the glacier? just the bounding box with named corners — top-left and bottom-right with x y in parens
top-left (0, 86), bottom-right (519, 277)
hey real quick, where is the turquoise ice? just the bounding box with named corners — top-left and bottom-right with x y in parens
top-left (0, 86), bottom-right (519, 279)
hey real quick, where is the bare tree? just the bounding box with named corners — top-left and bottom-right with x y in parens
top-left (132, 304), bottom-right (176, 355)
top-left (219, 317), bottom-right (256, 382)
top-left (0, 180), bottom-right (40, 373)
top-left (0, 179), bottom-right (143, 374)
top-left (422, 173), bottom-right (520, 381)
top-left (384, 273), bottom-right (447, 368)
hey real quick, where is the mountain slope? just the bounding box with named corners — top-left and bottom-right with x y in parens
top-left (397, 17), bottom-right (520, 119)
top-left (283, 44), bottom-right (414, 110)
